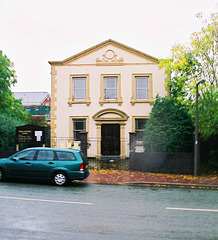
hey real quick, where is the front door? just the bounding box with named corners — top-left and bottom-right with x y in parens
top-left (101, 124), bottom-right (120, 156)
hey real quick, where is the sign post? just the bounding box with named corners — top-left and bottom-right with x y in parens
top-left (16, 125), bottom-right (46, 151)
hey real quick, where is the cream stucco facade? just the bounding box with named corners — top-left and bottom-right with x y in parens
top-left (49, 39), bottom-right (168, 158)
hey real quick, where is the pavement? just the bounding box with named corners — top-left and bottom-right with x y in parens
top-left (84, 169), bottom-right (218, 189)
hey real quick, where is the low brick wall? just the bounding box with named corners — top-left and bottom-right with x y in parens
top-left (129, 152), bottom-right (194, 175)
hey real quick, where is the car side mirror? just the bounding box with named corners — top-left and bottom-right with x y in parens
top-left (11, 157), bottom-right (17, 162)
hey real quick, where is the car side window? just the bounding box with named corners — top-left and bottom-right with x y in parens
top-left (56, 151), bottom-right (76, 161)
top-left (15, 150), bottom-right (37, 160)
top-left (37, 150), bottom-right (55, 161)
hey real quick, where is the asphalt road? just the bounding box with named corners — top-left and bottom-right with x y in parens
top-left (0, 181), bottom-right (217, 240)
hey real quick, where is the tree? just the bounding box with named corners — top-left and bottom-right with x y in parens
top-left (143, 96), bottom-right (194, 153)
top-left (0, 50), bottom-right (28, 120)
top-left (0, 51), bottom-right (34, 150)
top-left (159, 13), bottom-right (218, 139)
top-left (0, 50), bottom-right (16, 109)
top-left (0, 51), bottom-right (17, 89)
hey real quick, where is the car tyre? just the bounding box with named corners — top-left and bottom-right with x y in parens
top-left (0, 168), bottom-right (5, 182)
top-left (53, 172), bottom-right (68, 186)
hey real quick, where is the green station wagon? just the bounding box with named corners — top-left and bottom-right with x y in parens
top-left (0, 148), bottom-right (90, 186)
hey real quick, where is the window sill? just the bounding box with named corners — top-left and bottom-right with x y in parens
top-left (130, 98), bottom-right (154, 106)
top-left (68, 98), bottom-right (91, 107)
top-left (99, 98), bottom-right (123, 106)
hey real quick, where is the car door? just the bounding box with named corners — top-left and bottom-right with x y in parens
top-left (6, 150), bottom-right (37, 177)
top-left (33, 150), bottom-right (57, 178)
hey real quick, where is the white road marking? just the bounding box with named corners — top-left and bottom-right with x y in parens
top-left (0, 195), bottom-right (93, 205)
top-left (166, 207), bottom-right (218, 213)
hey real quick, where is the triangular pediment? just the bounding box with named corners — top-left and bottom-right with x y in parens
top-left (49, 39), bottom-right (158, 66)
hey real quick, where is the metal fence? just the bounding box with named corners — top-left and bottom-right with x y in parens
top-left (50, 138), bottom-right (75, 149)
top-left (88, 157), bottom-right (129, 171)
top-left (50, 137), bottom-right (129, 157)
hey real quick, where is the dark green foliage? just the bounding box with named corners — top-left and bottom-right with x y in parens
top-left (200, 135), bottom-right (218, 173)
top-left (143, 96), bottom-right (194, 153)
top-left (0, 114), bottom-right (27, 150)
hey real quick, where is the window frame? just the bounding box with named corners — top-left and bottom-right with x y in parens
top-left (69, 116), bottom-right (89, 141)
top-left (131, 74), bottom-right (153, 105)
top-left (132, 116), bottom-right (149, 132)
top-left (72, 118), bottom-right (86, 141)
top-left (135, 119), bottom-right (147, 131)
top-left (104, 76), bottom-right (118, 100)
top-left (73, 77), bottom-right (87, 100)
top-left (132, 116), bottom-right (149, 152)
top-left (99, 74), bottom-right (122, 106)
top-left (68, 74), bottom-right (91, 106)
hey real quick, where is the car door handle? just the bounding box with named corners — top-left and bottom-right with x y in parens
top-left (25, 162), bottom-right (31, 165)
top-left (48, 162), bottom-right (54, 164)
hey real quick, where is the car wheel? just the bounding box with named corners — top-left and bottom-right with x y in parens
top-left (0, 168), bottom-right (5, 182)
top-left (53, 172), bottom-right (68, 186)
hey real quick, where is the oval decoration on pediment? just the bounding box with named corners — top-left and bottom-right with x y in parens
top-left (96, 49), bottom-right (124, 64)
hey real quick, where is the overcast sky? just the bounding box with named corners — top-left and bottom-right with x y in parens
top-left (0, 0), bottom-right (217, 93)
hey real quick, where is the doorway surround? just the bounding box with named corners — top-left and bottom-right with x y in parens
top-left (93, 108), bottom-right (129, 159)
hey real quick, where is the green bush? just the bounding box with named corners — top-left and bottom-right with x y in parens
top-left (0, 113), bottom-right (27, 150)
top-left (143, 96), bottom-right (194, 153)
